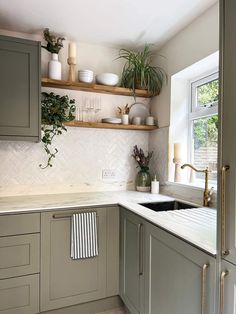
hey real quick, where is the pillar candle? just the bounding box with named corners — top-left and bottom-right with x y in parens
top-left (68, 42), bottom-right (76, 59)
top-left (174, 143), bottom-right (182, 160)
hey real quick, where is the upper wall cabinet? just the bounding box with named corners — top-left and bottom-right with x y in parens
top-left (0, 35), bottom-right (41, 142)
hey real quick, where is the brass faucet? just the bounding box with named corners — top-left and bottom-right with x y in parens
top-left (181, 164), bottom-right (214, 207)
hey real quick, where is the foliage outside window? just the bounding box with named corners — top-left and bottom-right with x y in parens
top-left (190, 73), bottom-right (218, 182)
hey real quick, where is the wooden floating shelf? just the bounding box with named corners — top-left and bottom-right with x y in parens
top-left (65, 121), bottom-right (158, 131)
top-left (42, 78), bottom-right (155, 98)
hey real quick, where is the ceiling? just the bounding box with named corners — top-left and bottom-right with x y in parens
top-left (0, 0), bottom-right (217, 49)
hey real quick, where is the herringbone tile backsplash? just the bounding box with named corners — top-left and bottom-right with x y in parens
top-left (0, 127), bottom-right (149, 196)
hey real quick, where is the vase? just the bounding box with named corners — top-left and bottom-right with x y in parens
top-left (48, 53), bottom-right (61, 80)
top-left (136, 167), bottom-right (151, 192)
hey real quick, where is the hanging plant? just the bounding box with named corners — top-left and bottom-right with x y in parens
top-left (40, 92), bottom-right (76, 169)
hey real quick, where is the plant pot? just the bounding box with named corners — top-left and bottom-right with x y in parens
top-left (48, 53), bottom-right (61, 80)
top-left (136, 167), bottom-right (151, 192)
top-left (122, 114), bottom-right (129, 125)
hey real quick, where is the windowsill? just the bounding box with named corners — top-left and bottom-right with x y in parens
top-left (166, 180), bottom-right (217, 192)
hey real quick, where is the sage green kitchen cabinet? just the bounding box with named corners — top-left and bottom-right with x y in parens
top-left (0, 213), bottom-right (40, 314)
top-left (40, 206), bottom-right (119, 312)
top-left (0, 274), bottom-right (39, 314)
top-left (220, 260), bottom-right (236, 314)
top-left (0, 233), bottom-right (40, 279)
top-left (0, 35), bottom-right (41, 142)
top-left (219, 0), bottom-right (236, 265)
top-left (144, 221), bottom-right (216, 314)
top-left (120, 208), bottom-right (145, 314)
top-left (218, 1), bottom-right (236, 312)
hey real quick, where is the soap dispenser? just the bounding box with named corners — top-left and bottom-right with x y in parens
top-left (151, 175), bottom-right (159, 194)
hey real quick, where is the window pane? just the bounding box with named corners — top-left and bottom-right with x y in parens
top-left (192, 115), bottom-right (218, 181)
top-left (197, 79), bottom-right (219, 107)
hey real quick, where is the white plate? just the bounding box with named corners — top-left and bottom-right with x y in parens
top-left (129, 102), bottom-right (150, 124)
top-left (102, 118), bottom-right (122, 124)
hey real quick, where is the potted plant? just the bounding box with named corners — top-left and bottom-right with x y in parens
top-left (40, 92), bottom-right (76, 169)
top-left (132, 145), bottom-right (153, 192)
top-left (42, 28), bottom-right (65, 80)
top-left (118, 44), bottom-right (166, 97)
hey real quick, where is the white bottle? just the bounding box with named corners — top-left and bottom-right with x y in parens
top-left (151, 175), bottom-right (159, 194)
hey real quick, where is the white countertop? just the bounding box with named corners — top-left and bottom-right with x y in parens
top-left (0, 190), bottom-right (216, 255)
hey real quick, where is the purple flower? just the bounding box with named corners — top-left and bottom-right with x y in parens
top-left (132, 145), bottom-right (153, 169)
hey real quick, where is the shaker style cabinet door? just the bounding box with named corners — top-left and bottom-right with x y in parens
top-left (40, 208), bottom-right (107, 312)
top-left (219, 0), bottom-right (236, 265)
top-left (220, 260), bottom-right (236, 314)
top-left (144, 222), bottom-right (216, 314)
top-left (120, 208), bottom-right (145, 314)
top-left (0, 35), bottom-right (41, 141)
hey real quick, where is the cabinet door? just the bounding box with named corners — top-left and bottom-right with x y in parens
top-left (220, 260), bottom-right (236, 314)
top-left (40, 208), bottom-right (107, 312)
top-left (0, 35), bottom-right (40, 142)
top-left (120, 208), bottom-right (145, 314)
top-left (219, 0), bottom-right (236, 264)
top-left (144, 222), bottom-right (216, 314)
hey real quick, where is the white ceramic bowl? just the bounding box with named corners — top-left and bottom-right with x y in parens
top-left (78, 70), bottom-right (94, 83)
top-left (96, 73), bottom-right (119, 86)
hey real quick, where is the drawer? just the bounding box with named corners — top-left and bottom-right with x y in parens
top-left (0, 274), bottom-right (39, 314)
top-left (0, 234), bottom-right (40, 279)
top-left (0, 213), bottom-right (40, 236)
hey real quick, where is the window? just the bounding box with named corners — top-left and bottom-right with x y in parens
top-left (189, 73), bottom-right (218, 182)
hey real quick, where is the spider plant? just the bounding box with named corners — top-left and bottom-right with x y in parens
top-left (118, 44), bottom-right (166, 97)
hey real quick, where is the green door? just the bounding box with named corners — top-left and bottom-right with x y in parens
top-left (0, 35), bottom-right (41, 141)
top-left (144, 221), bottom-right (216, 314)
top-left (120, 208), bottom-right (145, 314)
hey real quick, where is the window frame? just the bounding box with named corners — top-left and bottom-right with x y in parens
top-left (188, 72), bottom-right (219, 183)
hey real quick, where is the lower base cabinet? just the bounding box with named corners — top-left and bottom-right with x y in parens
top-left (0, 274), bottom-right (39, 314)
top-left (221, 259), bottom-right (236, 314)
top-left (40, 206), bottom-right (119, 312)
top-left (120, 208), bottom-right (216, 314)
top-left (144, 221), bottom-right (216, 314)
top-left (120, 209), bottom-right (145, 314)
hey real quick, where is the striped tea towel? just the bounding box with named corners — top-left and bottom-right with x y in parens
top-left (71, 212), bottom-right (98, 259)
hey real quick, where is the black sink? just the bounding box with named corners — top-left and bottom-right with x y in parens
top-left (139, 200), bottom-right (197, 212)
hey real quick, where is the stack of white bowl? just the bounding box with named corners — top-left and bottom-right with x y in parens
top-left (78, 70), bottom-right (94, 83)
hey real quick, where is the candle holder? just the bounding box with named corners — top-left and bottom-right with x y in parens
top-left (173, 158), bottom-right (182, 182)
top-left (67, 57), bottom-right (76, 82)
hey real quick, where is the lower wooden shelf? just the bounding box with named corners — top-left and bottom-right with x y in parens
top-left (65, 121), bottom-right (158, 131)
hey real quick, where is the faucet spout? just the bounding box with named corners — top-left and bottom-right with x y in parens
top-left (181, 163), bottom-right (212, 207)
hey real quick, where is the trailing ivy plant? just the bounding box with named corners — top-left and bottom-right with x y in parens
top-left (40, 92), bottom-right (76, 169)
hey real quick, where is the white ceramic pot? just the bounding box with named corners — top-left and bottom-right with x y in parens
top-left (122, 114), bottom-right (129, 125)
top-left (48, 53), bottom-right (61, 80)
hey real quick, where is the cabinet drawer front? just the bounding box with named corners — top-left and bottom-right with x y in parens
top-left (0, 234), bottom-right (40, 279)
top-left (0, 213), bottom-right (40, 236)
top-left (0, 274), bottom-right (39, 314)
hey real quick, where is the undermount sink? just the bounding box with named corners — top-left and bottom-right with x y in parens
top-left (139, 200), bottom-right (198, 212)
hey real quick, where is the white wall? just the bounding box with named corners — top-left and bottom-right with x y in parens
top-left (151, 3), bottom-right (219, 128)
top-left (0, 29), bottom-right (124, 80)
top-left (149, 3), bottom-right (219, 189)
top-left (0, 29), bottom-right (151, 197)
